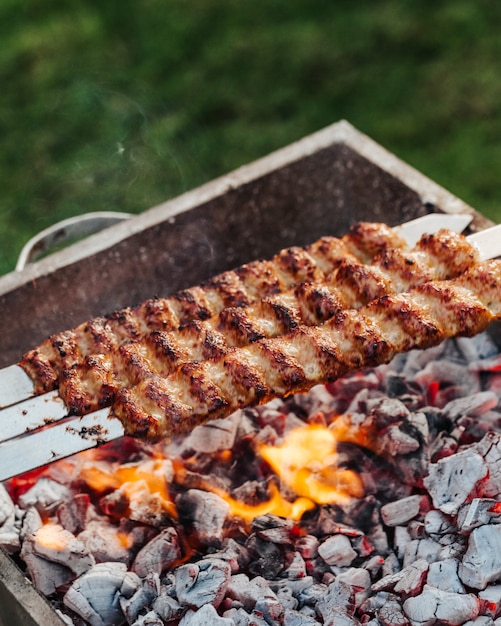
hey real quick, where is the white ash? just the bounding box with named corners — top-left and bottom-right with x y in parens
top-left (131, 527), bottom-right (181, 577)
top-left (2, 333), bottom-right (501, 624)
top-left (18, 477), bottom-right (72, 514)
top-left (403, 585), bottom-right (479, 625)
top-left (423, 448), bottom-right (489, 515)
top-left (380, 494), bottom-right (428, 527)
top-left (176, 489), bottom-right (230, 547)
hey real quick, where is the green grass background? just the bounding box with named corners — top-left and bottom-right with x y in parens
top-left (1, 0), bottom-right (500, 275)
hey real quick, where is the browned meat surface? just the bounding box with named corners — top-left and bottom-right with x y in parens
top-left (112, 260), bottom-right (501, 441)
top-left (51, 227), bottom-right (478, 415)
top-left (20, 222), bottom-right (410, 393)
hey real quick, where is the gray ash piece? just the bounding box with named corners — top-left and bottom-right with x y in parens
top-left (1, 331), bottom-right (501, 625)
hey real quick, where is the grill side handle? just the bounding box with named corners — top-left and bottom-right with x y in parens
top-left (16, 211), bottom-right (132, 271)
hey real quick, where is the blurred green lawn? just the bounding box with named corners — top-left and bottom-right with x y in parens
top-left (1, 0), bottom-right (500, 275)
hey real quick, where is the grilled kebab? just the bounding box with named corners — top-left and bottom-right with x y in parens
top-left (23, 227), bottom-right (478, 415)
top-left (112, 260), bottom-right (501, 441)
top-left (21, 221), bottom-right (411, 394)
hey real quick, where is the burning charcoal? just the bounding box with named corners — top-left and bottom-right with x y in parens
top-left (365, 397), bottom-right (411, 428)
top-left (274, 584), bottom-right (299, 610)
top-left (252, 514), bottom-right (294, 545)
top-left (407, 520), bottom-right (426, 540)
top-left (208, 537), bottom-right (250, 573)
top-left (132, 527), bottom-right (181, 577)
top-left (18, 477), bottom-right (71, 515)
top-left (0, 483), bottom-right (15, 526)
top-left (423, 448), bottom-right (488, 515)
top-left (315, 580), bottom-right (356, 622)
top-left (438, 535), bottom-right (467, 561)
top-left (424, 509), bottom-right (456, 537)
top-left (381, 495), bottom-right (429, 527)
top-left (284, 411), bottom-right (308, 434)
top-left (236, 409), bottom-right (260, 440)
top-left (371, 569), bottom-right (404, 594)
top-left (359, 590), bottom-right (399, 615)
top-left (178, 411), bottom-right (241, 454)
top-left (21, 540), bottom-right (75, 596)
top-left (247, 612), bottom-right (271, 626)
top-left (130, 610), bottom-right (163, 626)
top-left (402, 538), bottom-right (441, 567)
top-left (296, 582), bottom-right (328, 608)
top-left (390, 448), bottom-right (431, 489)
top-left (474, 433), bottom-right (501, 498)
top-left (285, 551), bottom-right (307, 579)
top-left (352, 533), bottom-right (375, 558)
top-left (222, 607), bottom-right (250, 625)
top-left (317, 534), bottom-right (357, 567)
top-left (392, 558), bottom-right (428, 598)
top-left (459, 334), bottom-right (499, 360)
top-left (175, 558), bottom-right (231, 610)
top-left (179, 603), bottom-right (233, 626)
top-left (313, 507), bottom-right (358, 537)
top-left (458, 498), bottom-right (501, 533)
top-left (394, 526), bottom-right (412, 560)
top-left (57, 493), bottom-right (93, 535)
top-left (226, 573), bottom-right (278, 612)
top-left (255, 594), bottom-right (284, 624)
top-left (462, 618), bottom-right (494, 626)
top-left (337, 567), bottom-right (371, 606)
top-left (459, 525), bottom-right (501, 590)
top-left (461, 412), bottom-right (501, 442)
top-left (373, 558), bottom-right (427, 598)
top-left (381, 424), bottom-right (422, 456)
top-left (427, 559), bottom-right (465, 593)
top-left (0, 516), bottom-right (20, 553)
top-left (295, 535), bottom-right (319, 560)
top-left (478, 585), bottom-right (501, 619)
top-left (277, 575), bottom-right (315, 598)
top-left (367, 519), bottom-right (390, 555)
top-left (121, 582), bottom-right (157, 625)
top-left (377, 598), bottom-right (410, 626)
top-left (256, 405), bottom-right (287, 436)
top-left (319, 609), bottom-right (358, 626)
top-left (403, 585), bottom-right (479, 625)
top-left (412, 358), bottom-right (481, 400)
top-left (442, 391), bottom-right (499, 421)
top-left (407, 410), bottom-right (430, 442)
top-left (328, 371), bottom-right (380, 399)
top-left (27, 523), bottom-right (95, 576)
top-left (246, 534), bottom-right (285, 578)
top-left (177, 489), bottom-right (230, 547)
top-left (293, 384), bottom-right (338, 415)
top-left (101, 482), bottom-right (173, 528)
top-left (0, 487), bottom-right (21, 552)
top-left (151, 587), bottom-right (183, 623)
top-left (78, 519), bottom-right (132, 564)
top-left (363, 554), bottom-right (384, 579)
top-left (63, 562), bottom-right (130, 626)
top-left (283, 609), bottom-right (321, 625)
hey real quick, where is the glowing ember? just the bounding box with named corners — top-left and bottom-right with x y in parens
top-left (79, 458), bottom-right (177, 519)
top-left (259, 423), bottom-right (365, 506)
top-left (34, 522), bottom-right (70, 551)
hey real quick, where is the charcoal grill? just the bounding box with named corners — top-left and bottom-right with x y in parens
top-left (0, 120), bottom-right (494, 626)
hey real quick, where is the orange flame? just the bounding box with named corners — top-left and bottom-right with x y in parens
top-left (80, 458), bottom-right (177, 519)
top-left (213, 482), bottom-right (316, 523)
top-left (259, 423), bottom-right (365, 506)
